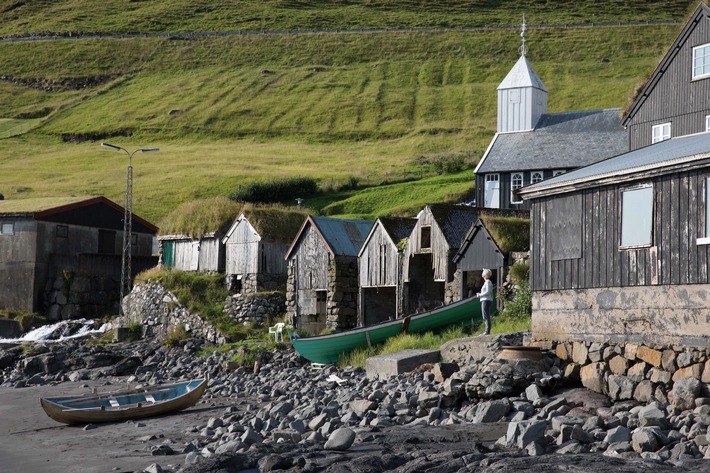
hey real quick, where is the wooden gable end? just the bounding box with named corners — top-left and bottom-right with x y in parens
top-left (403, 207), bottom-right (451, 282)
top-left (359, 221), bottom-right (400, 288)
top-left (290, 224), bottom-right (329, 290)
top-left (456, 222), bottom-right (505, 272)
top-left (225, 217), bottom-right (261, 275)
top-left (624, 4), bottom-right (710, 150)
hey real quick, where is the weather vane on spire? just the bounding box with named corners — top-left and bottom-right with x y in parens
top-left (519, 14), bottom-right (527, 57)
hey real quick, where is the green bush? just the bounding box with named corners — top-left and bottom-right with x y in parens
top-left (165, 323), bottom-right (189, 347)
top-left (0, 310), bottom-right (44, 333)
top-left (501, 281), bottom-right (532, 321)
top-left (229, 177), bottom-right (318, 204)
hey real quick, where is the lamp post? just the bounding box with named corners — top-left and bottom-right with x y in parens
top-left (101, 143), bottom-right (159, 315)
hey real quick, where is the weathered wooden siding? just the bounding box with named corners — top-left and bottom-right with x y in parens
top-left (403, 210), bottom-right (449, 282)
top-left (197, 238), bottom-right (224, 272)
top-left (172, 240), bottom-right (198, 271)
top-left (456, 225), bottom-right (505, 271)
top-left (290, 225), bottom-right (329, 291)
top-left (626, 17), bottom-right (710, 150)
top-left (531, 168), bottom-right (710, 291)
top-left (225, 219), bottom-right (259, 275)
top-left (359, 223), bottom-right (400, 287)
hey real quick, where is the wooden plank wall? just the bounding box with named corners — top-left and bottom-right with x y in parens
top-left (197, 238), bottom-right (223, 272)
top-left (403, 207), bottom-right (449, 281)
top-left (531, 169), bottom-right (710, 291)
top-left (292, 225), bottom-right (329, 290)
top-left (359, 223), bottom-right (400, 287)
top-left (626, 18), bottom-right (710, 150)
top-left (225, 220), bottom-right (259, 275)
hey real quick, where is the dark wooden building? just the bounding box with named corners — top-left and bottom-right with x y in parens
top-left (401, 204), bottom-right (528, 314)
top-left (453, 215), bottom-right (530, 303)
top-left (622, 3), bottom-right (710, 151)
top-left (474, 38), bottom-right (626, 210)
top-left (357, 216), bottom-right (416, 326)
top-left (518, 132), bottom-right (710, 346)
top-left (285, 216), bottom-right (373, 333)
top-left (222, 209), bottom-right (305, 294)
top-left (0, 196), bottom-right (157, 318)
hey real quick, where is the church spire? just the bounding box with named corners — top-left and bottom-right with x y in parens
top-left (519, 15), bottom-right (527, 57)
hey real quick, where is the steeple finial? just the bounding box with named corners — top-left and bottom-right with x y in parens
top-left (519, 14), bottom-right (527, 57)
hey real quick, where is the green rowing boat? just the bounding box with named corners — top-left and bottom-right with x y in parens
top-left (291, 295), bottom-right (494, 364)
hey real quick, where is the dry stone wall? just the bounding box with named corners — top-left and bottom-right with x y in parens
top-left (538, 339), bottom-right (710, 409)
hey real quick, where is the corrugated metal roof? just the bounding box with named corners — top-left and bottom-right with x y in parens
top-left (311, 216), bottom-right (373, 256)
top-left (476, 109), bottom-right (627, 173)
top-left (519, 131), bottom-right (710, 198)
top-left (497, 55), bottom-right (548, 92)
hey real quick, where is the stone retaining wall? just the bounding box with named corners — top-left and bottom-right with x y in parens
top-left (117, 282), bottom-right (286, 344)
top-left (537, 338), bottom-right (710, 404)
top-left (44, 271), bottom-right (118, 321)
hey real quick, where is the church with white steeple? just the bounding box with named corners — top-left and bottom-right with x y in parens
top-left (474, 19), bottom-right (627, 210)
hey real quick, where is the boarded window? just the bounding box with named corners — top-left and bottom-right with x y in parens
top-left (548, 194), bottom-right (582, 260)
top-left (56, 225), bottom-right (68, 238)
top-left (98, 230), bottom-right (116, 254)
top-left (621, 186), bottom-right (654, 248)
top-left (420, 226), bottom-right (431, 249)
top-left (0, 222), bottom-right (14, 235)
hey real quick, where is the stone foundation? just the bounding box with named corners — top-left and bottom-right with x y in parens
top-left (44, 271), bottom-right (118, 321)
top-left (533, 285), bottom-right (710, 346)
top-left (224, 292), bottom-right (286, 325)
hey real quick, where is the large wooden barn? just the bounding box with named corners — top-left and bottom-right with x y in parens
top-left (0, 196), bottom-right (157, 317)
top-left (518, 1), bottom-right (710, 346)
top-left (474, 28), bottom-right (626, 210)
top-left (221, 208), bottom-right (306, 294)
top-left (285, 216), bottom-right (373, 333)
top-left (357, 216), bottom-right (417, 326)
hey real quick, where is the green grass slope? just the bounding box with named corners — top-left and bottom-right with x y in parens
top-left (0, 1), bottom-right (695, 223)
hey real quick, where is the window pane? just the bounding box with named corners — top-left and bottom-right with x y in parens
top-left (621, 187), bottom-right (653, 247)
top-left (0, 223), bottom-right (13, 235)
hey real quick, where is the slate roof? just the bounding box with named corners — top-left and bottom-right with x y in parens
top-left (475, 109), bottom-right (627, 174)
top-left (378, 216), bottom-right (417, 244)
top-left (518, 131), bottom-right (710, 199)
top-left (427, 204), bottom-right (482, 248)
top-left (497, 55), bottom-right (547, 92)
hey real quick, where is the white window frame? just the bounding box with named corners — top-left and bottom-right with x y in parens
top-left (620, 185), bottom-right (654, 249)
top-left (0, 222), bottom-right (14, 235)
top-left (510, 173), bottom-right (523, 204)
top-left (531, 171), bottom-right (544, 184)
top-left (698, 176), bottom-right (710, 245)
top-left (652, 123), bottom-right (671, 144)
top-left (706, 115), bottom-right (710, 132)
top-left (693, 43), bottom-right (710, 80)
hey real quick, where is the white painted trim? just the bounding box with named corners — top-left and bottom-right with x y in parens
top-left (473, 133), bottom-right (499, 175)
top-left (692, 43), bottom-right (710, 80)
top-left (697, 237), bottom-right (710, 245)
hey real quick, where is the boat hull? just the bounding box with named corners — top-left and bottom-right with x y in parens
top-left (292, 296), bottom-right (493, 364)
top-left (40, 379), bottom-right (207, 425)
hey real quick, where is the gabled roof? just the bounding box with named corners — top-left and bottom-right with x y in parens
top-left (497, 55), bottom-right (548, 92)
top-left (0, 195), bottom-right (158, 234)
top-left (518, 131), bottom-right (710, 200)
top-left (221, 208), bottom-right (307, 244)
top-left (358, 216), bottom-right (416, 257)
top-left (622, 3), bottom-right (710, 126)
top-left (452, 218), bottom-right (502, 264)
top-left (474, 109), bottom-right (627, 174)
top-left (426, 204), bottom-right (482, 248)
top-left (285, 215), bottom-right (373, 259)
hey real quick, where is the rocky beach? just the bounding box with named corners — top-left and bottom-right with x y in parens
top-left (2, 326), bottom-right (710, 473)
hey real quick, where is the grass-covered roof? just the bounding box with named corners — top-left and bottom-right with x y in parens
top-left (480, 216), bottom-right (530, 253)
top-left (241, 204), bottom-right (308, 241)
top-left (158, 197), bottom-right (242, 238)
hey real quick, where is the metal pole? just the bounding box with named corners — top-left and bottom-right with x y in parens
top-left (119, 152), bottom-right (134, 316)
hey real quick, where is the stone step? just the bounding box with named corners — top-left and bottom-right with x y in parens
top-left (366, 349), bottom-right (440, 379)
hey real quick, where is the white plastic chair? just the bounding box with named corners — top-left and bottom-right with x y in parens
top-left (268, 322), bottom-right (285, 342)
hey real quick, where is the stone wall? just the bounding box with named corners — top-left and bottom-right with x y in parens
top-left (535, 338), bottom-right (710, 405)
top-left (326, 256), bottom-right (359, 330)
top-left (224, 291), bottom-right (286, 326)
top-left (44, 271), bottom-right (118, 321)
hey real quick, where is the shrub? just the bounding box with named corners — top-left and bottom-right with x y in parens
top-left (501, 281), bottom-right (532, 320)
top-left (229, 177), bottom-right (318, 204)
top-left (165, 323), bottom-right (189, 346)
top-left (0, 310), bottom-right (43, 333)
top-left (508, 262), bottom-right (530, 286)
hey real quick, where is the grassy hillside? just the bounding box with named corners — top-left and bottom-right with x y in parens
top-left (0, 1), bottom-right (695, 223)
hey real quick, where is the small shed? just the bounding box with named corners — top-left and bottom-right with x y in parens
top-left (285, 215), bottom-right (373, 333)
top-left (357, 216), bottom-right (417, 326)
top-left (222, 208), bottom-right (306, 294)
top-left (453, 216), bottom-right (530, 304)
top-left (402, 204), bottom-right (529, 314)
top-left (0, 196), bottom-right (157, 318)
top-left (517, 131), bottom-right (710, 346)
top-left (159, 232), bottom-right (225, 272)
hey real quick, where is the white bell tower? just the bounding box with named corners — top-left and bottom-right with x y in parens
top-left (497, 16), bottom-right (548, 133)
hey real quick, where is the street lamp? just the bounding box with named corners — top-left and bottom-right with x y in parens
top-left (101, 142), bottom-right (159, 315)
